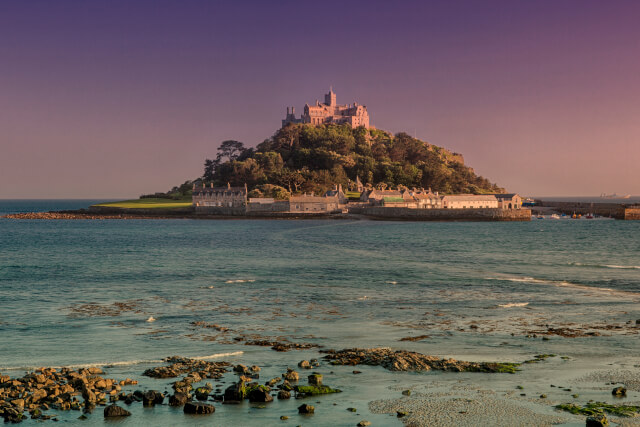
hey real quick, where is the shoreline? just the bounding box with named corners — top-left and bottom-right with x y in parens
top-left (2, 346), bottom-right (637, 426)
top-left (1, 207), bottom-right (532, 222)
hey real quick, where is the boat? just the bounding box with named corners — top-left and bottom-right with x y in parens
top-left (550, 214), bottom-right (560, 219)
top-left (584, 213), bottom-right (594, 219)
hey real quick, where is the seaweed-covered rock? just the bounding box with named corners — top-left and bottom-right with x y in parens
top-left (223, 382), bottom-right (246, 402)
top-left (184, 402), bottom-right (215, 415)
top-left (586, 413), bottom-right (609, 427)
top-left (248, 386), bottom-right (273, 403)
top-left (322, 348), bottom-right (520, 373)
top-left (308, 374), bottom-right (323, 386)
top-left (294, 384), bottom-right (342, 397)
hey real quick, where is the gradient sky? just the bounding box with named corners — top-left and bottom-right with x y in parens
top-left (1, 0), bottom-right (639, 198)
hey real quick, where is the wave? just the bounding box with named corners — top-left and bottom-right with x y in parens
top-left (486, 276), bottom-right (640, 297)
top-left (497, 302), bottom-right (529, 308)
top-left (0, 351), bottom-right (244, 372)
top-left (224, 279), bottom-right (256, 283)
top-left (570, 262), bottom-right (640, 270)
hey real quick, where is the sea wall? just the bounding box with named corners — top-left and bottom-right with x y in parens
top-left (624, 207), bottom-right (640, 220)
top-left (349, 207), bottom-right (531, 221)
top-left (536, 201), bottom-right (625, 218)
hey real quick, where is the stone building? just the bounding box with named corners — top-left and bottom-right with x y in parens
top-left (441, 195), bottom-right (498, 209)
top-left (192, 183), bottom-right (248, 212)
top-left (491, 193), bottom-right (522, 209)
top-left (289, 194), bottom-right (340, 213)
top-left (411, 189), bottom-right (442, 209)
top-left (282, 89), bottom-right (370, 129)
top-left (324, 184), bottom-right (348, 204)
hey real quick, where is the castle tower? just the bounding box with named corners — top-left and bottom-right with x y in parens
top-left (324, 88), bottom-right (336, 106)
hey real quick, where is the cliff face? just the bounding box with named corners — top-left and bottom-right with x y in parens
top-left (207, 124), bottom-right (504, 195)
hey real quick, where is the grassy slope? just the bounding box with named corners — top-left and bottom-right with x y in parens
top-left (92, 197), bottom-right (192, 209)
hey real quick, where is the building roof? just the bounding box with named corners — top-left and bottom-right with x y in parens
top-left (290, 195), bottom-right (338, 203)
top-left (489, 193), bottom-right (519, 200)
top-left (442, 195), bottom-right (498, 201)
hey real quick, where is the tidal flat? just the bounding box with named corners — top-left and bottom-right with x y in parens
top-left (1, 200), bottom-right (639, 425)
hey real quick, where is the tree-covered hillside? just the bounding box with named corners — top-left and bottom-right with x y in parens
top-left (202, 124), bottom-right (504, 195)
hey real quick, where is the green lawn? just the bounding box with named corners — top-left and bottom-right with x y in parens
top-left (92, 198), bottom-right (192, 209)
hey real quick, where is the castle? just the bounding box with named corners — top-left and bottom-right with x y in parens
top-left (282, 89), bottom-right (370, 129)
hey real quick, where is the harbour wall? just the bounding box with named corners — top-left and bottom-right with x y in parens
top-left (349, 207), bottom-right (531, 221)
top-left (624, 207), bottom-right (640, 220)
top-left (535, 201), bottom-right (626, 218)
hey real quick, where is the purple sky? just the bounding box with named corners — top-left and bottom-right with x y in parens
top-left (1, 0), bottom-right (639, 198)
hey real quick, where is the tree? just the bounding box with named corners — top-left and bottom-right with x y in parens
top-left (203, 158), bottom-right (219, 181)
top-left (217, 140), bottom-right (246, 163)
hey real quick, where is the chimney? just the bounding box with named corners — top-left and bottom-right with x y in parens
top-left (292, 106), bottom-right (295, 115)
top-left (227, 182), bottom-right (231, 189)
top-left (210, 182), bottom-right (213, 188)
top-left (287, 107), bottom-right (290, 115)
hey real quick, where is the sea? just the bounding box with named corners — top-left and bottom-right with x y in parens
top-left (1, 200), bottom-right (639, 426)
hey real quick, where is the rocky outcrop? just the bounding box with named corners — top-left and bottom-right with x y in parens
top-left (142, 356), bottom-right (229, 380)
top-left (322, 348), bottom-right (520, 373)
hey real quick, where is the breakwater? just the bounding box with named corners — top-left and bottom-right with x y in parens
top-left (536, 201), bottom-right (625, 218)
top-left (349, 207), bottom-right (531, 221)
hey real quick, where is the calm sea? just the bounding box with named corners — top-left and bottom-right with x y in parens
top-left (1, 200), bottom-right (639, 426)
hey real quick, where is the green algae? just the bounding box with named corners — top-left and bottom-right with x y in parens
top-left (556, 402), bottom-right (640, 417)
top-left (294, 385), bottom-right (342, 396)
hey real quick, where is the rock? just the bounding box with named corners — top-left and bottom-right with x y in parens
top-left (104, 404), bottom-right (131, 417)
top-left (233, 364), bottom-right (250, 374)
top-left (358, 421), bottom-right (371, 427)
top-left (183, 402), bottom-right (215, 415)
top-left (251, 365), bottom-right (261, 372)
top-left (195, 387), bottom-right (211, 401)
top-left (248, 386), bottom-right (273, 403)
top-left (298, 360), bottom-right (311, 369)
top-left (280, 415), bottom-right (289, 420)
top-left (308, 374), bottom-right (323, 386)
top-left (284, 369), bottom-right (299, 382)
top-left (11, 399), bottom-right (25, 410)
top-left (224, 382), bottom-right (246, 402)
top-left (612, 386), bottom-right (626, 397)
top-left (31, 389), bottom-right (47, 403)
top-left (586, 413), bottom-right (609, 427)
top-left (402, 390), bottom-right (411, 396)
top-left (143, 390), bottom-right (164, 406)
top-left (168, 392), bottom-right (189, 407)
top-left (298, 403), bottom-right (315, 414)
top-left (81, 386), bottom-right (96, 404)
top-left (277, 390), bottom-right (291, 400)
top-left (347, 407), bottom-right (357, 412)
top-left (397, 411), bottom-right (408, 417)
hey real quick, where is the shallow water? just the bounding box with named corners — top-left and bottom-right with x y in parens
top-left (1, 200), bottom-right (639, 425)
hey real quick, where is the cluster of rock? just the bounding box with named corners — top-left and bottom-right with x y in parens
top-left (142, 356), bottom-right (229, 381)
top-left (1, 212), bottom-right (157, 220)
top-left (322, 348), bottom-right (516, 372)
top-left (243, 340), bottom-right (321, 352)
top-left (0, 366), bottom-right (137, 423)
